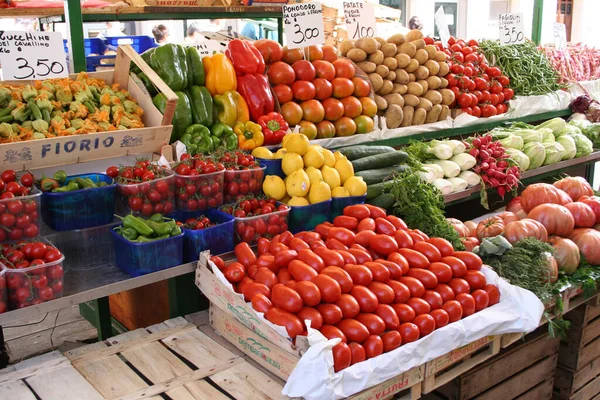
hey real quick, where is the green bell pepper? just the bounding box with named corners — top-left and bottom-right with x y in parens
top-left (182, 124), bottom-right (212, 155)
top-left (153, 91), bottom-right (193, 143)
top-left (210, 123), bottom-right (237, 151)
top-left (211, 122), bottom-right (233, 138)
top-left (221, 130), bottom-right (239, 151)
top-left (149, 44), bottom-right (188, 92)
top-left (186, 46), bottom-right (205, 86)
top-left (130, 47), bottom-right (155, 75)
top-left (187, 85), bottom-right (213, 127)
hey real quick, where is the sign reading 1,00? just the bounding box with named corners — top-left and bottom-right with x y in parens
top-left (13, 57), bottom-right (65, 80)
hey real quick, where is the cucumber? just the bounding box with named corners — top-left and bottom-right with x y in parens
top-left (351, 151), bottom-right (408, 172)
top-left (368, 193), bottom-right (395, 210)
top-left (338, 145), bottom-right (396, 161)
top-left (366, 182), bottom-right (389, 200)
top-left (355, 165), bottom-right (411, 185)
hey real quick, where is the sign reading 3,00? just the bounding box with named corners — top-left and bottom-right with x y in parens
top-left (282, 2), bottom-right (325, 49)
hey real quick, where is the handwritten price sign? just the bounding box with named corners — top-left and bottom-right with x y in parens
top-left (189, 40), bottom-right (225, 56)
top-left (554, 22), bottom-right (567, 51)
top-left (434, 6), bottom-right (451, 48)
top-left (344, 1), bottom-right (376, 40)
top-left (499, 13), bottom-right (525, 45)
top-left (282, 2), bottom-right (325, 49)
top-left (0, 31), bottom-right (68, 80)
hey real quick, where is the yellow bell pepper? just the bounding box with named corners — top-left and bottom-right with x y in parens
top-left (203, 54), bottom-right (237, 96)
top-left (235, 121), bottom-right (264, 150)
top-left (230, 91), bottom-right (249, 124)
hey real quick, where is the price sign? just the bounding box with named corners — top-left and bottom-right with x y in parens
top-left (435, 6), bottom-right (451, 48)
top-left (554, 22), bottom-right (567, 51)
top-left (189, 40), bottom-right (225, 56)
top-left (282, 2), bottom-right (325, 49)
top-left (0, 31), bottom-right (68, 81)
top-left (498, 13), bottom-right (525, 45)
top-left (343, 1), bottom-right (377, 40)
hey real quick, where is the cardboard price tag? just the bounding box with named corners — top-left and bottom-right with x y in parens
top-left (282, 2), bottom-right (325, 49)
top-left (190, 40), bottom-right (225, 56)
top-left (0, 31), bottom-right (68, 80)
top-left (435, 6), bottom-right (451, 48)
top-left (554, 22), bottom-right (567, 51)
top-left (343, 1), bottom-right (377, 40)
top-left (498, 13), bottom-right (525, 45)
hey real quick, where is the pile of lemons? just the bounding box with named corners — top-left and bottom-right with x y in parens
top-left (255, 134), bottom-right (367, 206)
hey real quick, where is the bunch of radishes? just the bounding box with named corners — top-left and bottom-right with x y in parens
top-left (468, 135), bottom-right (520, 197)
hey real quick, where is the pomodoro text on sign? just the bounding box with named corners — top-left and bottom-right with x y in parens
top-left (282, 3), bottom-right (321, 18)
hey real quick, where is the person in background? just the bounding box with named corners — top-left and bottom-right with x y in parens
top-left (408, 16), bottom-right (423, 30)
top-left (97, 22), bottom-right (126, 40)
top-left (152, 24), bottom-right (169, 45)
top-left (185, 23), bottom-right (203, 43)
top-left (241, 22), bottom-right (258, 40)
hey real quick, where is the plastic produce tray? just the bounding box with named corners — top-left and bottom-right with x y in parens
top-left (288, 199), bottom-right (331, 233)
top-left (178, 209), bottom-right (235, 262)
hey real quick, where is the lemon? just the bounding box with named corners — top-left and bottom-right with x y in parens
top-left (322, 149), bottom-right (336, 167)
top-left (284, 133), bottom-right (310, 156)
top-left (282, 134), bottom-right (292, 148)
top-left (321, 165), bottom-right (341, 189)
top-left (286, 169), bottom-right (310, 197)
top-left (288, 196), bottom-right (310, 206)
top-left (308, 144), bottom-right (324, 152)
top-left (303, 147), bottom-right (324, 169)
top-left (274, 148), bottom-right (287, 159)
top-left (334, 151), bottom-right (346, 162)
top-left (334, 158), bottom-right (355, 184)
top-left (309, 180), bottom-right (332, 204)
top-left (262, 175), bottom-right (286, 200)
top-left (344, 176), bottom-right (367, 196)
top-left (252, 147), bottom-right (273, 159)
top-left (332, 186), bottom-right (350, 197)
top-left (282, 152), bottom-right (304, 175)
top-left (305, 166), bottom-right (323, 185)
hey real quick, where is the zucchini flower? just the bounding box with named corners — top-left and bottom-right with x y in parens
top-left (90, 108), bottom-right (110, 123)
top-left (39, 90), bottom-right (55, 101)
top-left (0, 87), bottom-right (12, 107)
top-left (21, 85), bottom-right (37, 102)
top-left (89, 85), bottom-right (101, 102)
top-left (0, 123), bottom-right (16, 139)
top-left (111, 95), bottom-right (122, 105)
top-left (100, 105), bottom-right (111, 115)
top-left (42, 80), bottom-right (55, 93)
top-left (97, 122), bottom-right (114, 132)
top-left (71, 119), bottom-right (85, 130)
top-left (69, 101), bottom-right (89, 119)
top-left (11, 103), bottom-right (31, 122)
top-left (32, 119), bottom-right (49, 134)
top-left (118, 113), bottom-right (144, 130)
top-left (32, 132), bottom-right (46, 140)
top-left (50, 115), bottom-right (67, 134)
top-left (22, 120), bottom-right (33, 130)
top-left (61, 127), bottom-right (77, 136)
top-left (56, 83), bottom-right (73, 104)
top-left (36, 93), bottom-right (54, 122)
top-left (123, 100), bottom-right (143, 117)
top-left (76, 119), bottom-right (100, 134)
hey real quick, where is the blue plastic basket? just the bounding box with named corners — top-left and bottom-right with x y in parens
top-left (85, 36), bottom-right (156, 72)
top-left (257, 157), bottom-right (284, 179)
top-left (331, 195), bottom-right (367, 219)
top-left (40, 173), bottom-right (116, 231)
top-left (110, 227), bottom-right (183, 277)
top-left (288, 199), bottom-right (331, 234)
top-left (105, 36), bottom-right (157, 53)
top-left (176, 209), bottom-right (235, 262)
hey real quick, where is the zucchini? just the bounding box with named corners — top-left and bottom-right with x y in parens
top-left (351, 151), bottom-right (408, 172)
top-left (355, 165), bottom-right (411, 185)
top-left (368, 193), bottom-right (395, 210)
top-left (366, 182), bottom-right (389, 200)
top-left (339, 145), bottom-right (396, 161)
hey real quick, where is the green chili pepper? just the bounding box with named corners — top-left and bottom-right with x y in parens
top-left (145, 220), bottom-right (173, 236)
top-left (52, 181), bottom-right (80, 192)
top-left (149, 213), bottom-right (164, 223)
top-left (39, 177), bottom-right (59, 192)
top-left (53, 170), bottom-right (67, 185)
top-left (170, 224), bottom-right (182, 236)
top-left (74, 177), bottom-right (96, 189)
top-left (117, 215), bottom-right (154, 236)
top-left (136, 234), bottom-right (170, 243)
top-left (120, 227), bottom-right (139, 241)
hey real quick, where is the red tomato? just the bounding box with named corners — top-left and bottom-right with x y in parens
top-left (344, 204), bottom-right (370, 220)
top-left (388, 253), bottom-right (410, 275)
top-left (349, 342), bottom-right (366, 365)
top-left (337, 318), bottom-right (370, 343)
top-left (484, 284), bottom-right (501, 306)
top-left (443, 300), bottom-right (463, 322)
top-left (343, 264), bottom-right (373, 286)
top-left (297, 307), bottom-right (323, 330)
top-left (357, 218), bottom-right (376, 232)
top-left (423, 290), bottom-right (444, 310)
top-left (398, 322), bottom-right (420, 344)
top-left (364, 261), bottom-right (391, 283)
top-left (289, 237), bottom-right (310, 252)
top-left (223, 263), bottom-right (245, 283)
top-left (365, 204), bottom-right (386, 219)
top-left (369, 235), bottom-right (398, 256)
top-left (387, 280), bottom-right (411, 303)
top-left (355, 313), bottom-right (386, 335)
top-left (376, 304), bottom-right (400, 330)
top-left (347, 248), bottom-right (373, 264)
top-left (428, 262), bottom-right (453, 283)
top-left (375, 217), bottom-right (396, 235)
top-left (464, 270), bottom-right (487, 290)
top-left (351, 286), bottom-right (380, 313)
top-left (430, 309), bottom-right (449, 329)
top-left (363, 335), bottom-right (384, 359)
top-left (394, 230), bottom-right (414, 249)
top-left (453, 251), bottom-right (483, 271)
top-left (375, 259), bottom-right (404, 280)
top-left (251, 293), bottom-right (273, 313)
top-left (449, 278), bottom-right (470, 295)
top-left (414, 314), bottom-right (435, 337)
top-left (292, 59), bottom-right (317, 81)
top-left (456, 293), bottom-right (476, 317)
top-left (317, 303), bottom-right (344, 325)
top-left (272, 283), bottom-right (303, 313)
top-left (398, 249), bottom-right (429, 269)
top-left (289, 260), bottom-right (318, 281)
top-left (427, 238), bottom-right (454, 257)
top-left (434, 283), bottom-right (456, 303)
top-left (413, 242), bottom-right (441, 262)
top-left (392, 304), bottom-right (416, 323)
top-left (321, 266), bottom-right (353, 293)
top-left (326, 238), bottom-right (348, 251)
top-left (337, 250), bottom-right (357, 265)
top-left (355, 230), bottom-right (376, 247)
top-left (472, 289), bottom-right (490, 311)
top-left (368, 282), bottom-right (395, 304)
top-left (257, 255), bottom-right (276, 272)
top-left (387, 215), bottom-right (408, 230)
top-left (278, 268), bottom-right (293, 284)
top-left (295, 280), bottom-right (322, 306)
top-left (329, 227), bottom-right (356, 246)
top-left (407, 268), bottom-right (439, 289)
top-left (314, 247), bottom-right (345, 267)
top-left (442, 256), bottom-right (468, 277)
top-left (381, 331), bottom-right (402, 353)
top-left (334, 215), bottom-right (358, 230)
top-left (333, 343), bottom-right (352, 372)
top-left (275, 249), bottom-right (298, 268)
top-left (255, 268), bottom-right (278, 289)
top-left (407, 297), bottom-right (431, 316)
top-left (297, 249), bottom-right (325, 272)
top-left (336, 294), bottom-right (361, 318)
top-left (266, 307), bottom-right (303, 338)
top-left (234, 242), bottom-right (257, 268)
top-left (398, 276), bottom-right (426, 298)
top-left (320, 325), bottom-right (347, 343)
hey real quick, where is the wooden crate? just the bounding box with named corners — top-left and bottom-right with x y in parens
top-left (435, 330), bottom-right (559, 399)
top-left (0, 351), bottom-right (103, 399)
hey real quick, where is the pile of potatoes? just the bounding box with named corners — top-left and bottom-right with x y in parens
top-left (340, 29), bottom-right (455, 129)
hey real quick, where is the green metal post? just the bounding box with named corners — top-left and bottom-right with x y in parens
top-left (531, 0), bottom-right (544, 45)
top-left (64, 0), bottom-right (87, 72)
top-left (277, 17), bottom-right (283, 45)
top-left (80, 298), bottom-right (114, 340)
top-left (168, 273), bottom-right (207, 318)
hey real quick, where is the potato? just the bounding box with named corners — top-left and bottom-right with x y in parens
top-left (426, 76), bottom-right (441, 90)
top-left (406, 29), bottom-right (424, 41)
top-left (375, 65), bottom-right (389, 78)
top-left (439, 77), bottom-right (448, 88)
top-left (378, 79), bottom-right (393, 95)
top-left (381, 43), bottom-right (397, 58)
top-left (369, 73), bottom-right (384, 92)
top-left (394, 53), bottom-right (411, 69)
top-left (413, 108), bottom-right (427, 125)
top-left (412, 39), bottom-right (426, 50)
top-left (414, 49), bottom-right (429, 65)
top-left (387, 70), bottom-right (397, 81)
top-left (387, 33), bottom-right (406, 45)
top-left (393, 83), bottom-right (408, 95)
top-left (415, 65), bottom-right (429, 80)
top-left (400, 106), bottom-right (414, 127)
top-left (374, 37), bottom-right (387, 48)
top-left (356, 37), bottom-right (379, 54)
top-left (424, 45), bottom-right (438, 60)
top-left (424, 60), bottom-right (440, 76)
top-left (424, 90), bottom-right (443, 105)
top-left (408, 73), bottom-right (416, 82)
top-left (407, 82), bottom-right (424, 96)
top-left (437, 62), bottom-right (449, 76)
top-left (383, 93), bottom-right (404, 108)
top-left (339, 40), bottom-right (355, 57)
top-left (434, 51), bottom-right (447, 62)
top-left (439, 105), bottom-right (450, 120)
top-left (368, 50), bottom-right (384, 65)
top-left (374, 94), bottom-right (388, 111)
top-left (439, 89), bottom-right (455, 106)
top-left (398, 42), bottom-right (417, 58)
top-left (417, 80), bottom-right (429, 93)
top-left (357, 61), bottom-right (376, 73)
top-left (347, 48), bottom-right (367, 62)
top-left (385, 104), bottom-right (404, 129)
top-left (383, 57), bottom-right (398, 71)
top-left (394, 69), bottom-right (409, 84)
top-left (405, 59), bottom-right (419, 73)
top-left (425, 104), bottom-right (442, 123)
top-left (417, 97), bottom-right (433, 111)
top-left (403, 94), bottom-right (419, 107)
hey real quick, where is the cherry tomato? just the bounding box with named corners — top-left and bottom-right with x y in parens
top-left (407, 297), bottom-right (431, 316)
top-left (351, 286), bottom-right (379, 313)
top-left (484, 284), bottom-right (501, 306)
top-left (430, 309), bottom-right (449, 329)
top-left (398, 249), bottom-right (429, 269)
top-left (343, 264), bottom-right (373, 286)
top-left (295, 280), bottom-right (322, 306)
top-left (333, 343), bottom-right (352, 372)
top-left (336, 294), bottom-right (361, 319)
top-left (375, 304), bottom-right (400, 330)
top-left (456, 293), bottom-right (476, 317)
top-left (320, 325), bottom-right (347, 343)
top-left (266, 307), bottom-right (303, 339)
top-left (434, 283), bottom-right (456, 303)
top-left (443, 300), bottom-right (463, 322)
top-left (317, 303), bottom-right (344, 325)
top-left (297, 307), bottom-right (323, 330)
top-left (349, 342), bottom-right (366, 365)
top-left (398, 276), bottom-right (426, 298)
top-left (312, 274), bottom-right (342, 303)
top-left (398, 322), bottom-right (420, 344)
top-left (442, 256), bottom-right (468, 277)
top-left (252, 293), bottom-right (273, 313)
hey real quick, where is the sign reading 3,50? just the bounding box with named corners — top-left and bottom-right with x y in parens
top-left (13, 57), bottom-right (65, 80)
top-left (282, 2), bottom-right (325, 49)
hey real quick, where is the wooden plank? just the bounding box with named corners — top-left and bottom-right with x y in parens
top-left (25, 362), bottom-right (104, 400)
top-left (555, 355), bottom-right (600, 396)
top-left (559, 335), bottom-right (600, 370)
top-left (514, 378), bottom-right (554, 400)
top-left (0, 380), bottom-right (37, 400)
top-left (565, 302), bottom-right (600, 327)
top-left (210, 361), bottom-right (286, 400)
top-left (564, 315), bottom-right (600, 350)
top-left (570, 373), bottom-right (600, 400)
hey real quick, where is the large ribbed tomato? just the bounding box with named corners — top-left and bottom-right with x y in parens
top-left (548, 236), bottom-right (580, 274)
top-left (506, 197), bottom-right (528, 219)
top-left (554, 177), bottom-right (594, 201)
top-left (503, 219), bottom-right (548, 244)
top-left (565, 202), bottom-right (596, 228)
top-left (579, 197), bottom-right (600, 224)
top-left (520, 183), bottom-right (572, 213)
top-left (569, 228), bottom-right (600, 265)
top-left (447, 218), bottom-right (471, 237)
top-left (475, 216), bottom-right (504, 240)
top-left (528, 204), bottom-right (574, 237)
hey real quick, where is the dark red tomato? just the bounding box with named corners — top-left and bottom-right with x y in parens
top-left (351, 285), bottom-right (379, 313)
top-left (336, 294), bottom-right (361, 318)
top-left (312, 274), bottom-right (342, 303)
top-left (355, 230), bottom-right (376, 247)
top-left (442, 256), bottom-right (468, 277)
top-left (369, 234), bottom-right (398, 256)
top-left (279, 231), bottom-right (293, 246)
top-left (314, 247), bottom-right (345, 267)
top-left (274, 249), bottom-right (298, 268)
top-left (365, 204), bottom-right (386, 219)
top-left (368, 282), bottom-right (395, 304)
top-left (297, 307), bottom-right (323, 330)
top-left (398, 249), bottom-right (429, 269)
top-left (337, 250), bottom-right (357, 265)
top-left (333, 343), bottom-right (352, 372)
top-left (376, 304), bottom-right (400, 330)
top-left (234, 242), bottom-right (257, 268)
top-left (278, 268), bottom-right (293, 284)
top-left (449, 278), bottom-right (470, 295)
top-left (398, 322), bottom-right (420, 344)
top-left (456, 293), bottom-right (476, 317)
top-left (434, 283), bottom-right (456, 303)
top-left (289, 260), bottom-right (318, 281)
top-left (343, 264), bottom-right (373, 286)
top-left (257, 238), bottom-right (271, 255)
top-left (326, 238), bottom-right (347, 251)
top-left (453, 251), bottom-right (483, 271)
top-left (337, 319), bottom-right (370, 343)
top-left (30, 242), bottom-right (48, 259)
top-left (443, 300), bottom-right (463, 322)
top-left (321, 266), bottom-right (353, 293)
top-left (266, 307), bottom-right (304, 339)
top-left (334, 215), bottom-right (358, 230)
top-left (423, 290), bottom-right (444, 310)
top-left (297, 249), bottom-right (325, 272)
top-left (387, 280), bottom-right (411, 303)
top-left (484, 284), bottom-right (500, 306)
top-left (223, 263), bottom-right (245, 283)
top-left (394, 230), bottom-right (414, 249)
top-left (414, 314), bottom-right (435, 337)
top-left (272, 283), bottom-right (303, 313)
top-left (255, 268), bottom-right (278, 289)
top-left (364, 262), bottom-right (390, 283)
top-left (257, 255), bottom-right (276, 273)
top-left (295, 280), bottom-right (322, 306)
top-left (464, 270), bottom-right (487, 290)
top-left (289, 237), bottom-right (310, 252)
top-left (357, 218), bottom-right (376, 232)
top-left (472, 289), bottom-right (490, 312)
top-left (430, 309), bottom-right (449, 329)
top-left (428, 262), bottom-right (453, 283)
top-left (427, 238), bottom-right (454, 257)
top-left (1, 170), bottom-right (16, 182)
top-left (381, 331), bottom-right (402, 353)
top-left (317, 303), bottom-right (344, 325)
top-left (356, 313), bottom-right (386, 335)
top-left (387, 215), bottom-right (408, 230)
top-left (388, 253), bottom-right (410, 275)
top-left (349, 342), bottom-right (366, 365)
top-left (252, 293), bottom-right (273, 313)
top-left (348, 248), bottom-right (373, 264)
top-left (407, 268), bottom-right (438, 289)
top-left (363, 335), bottom-right (384, 359)
top-left (320, 325), bottom-right (347, 343)
top-left (407, 297), bottom-right (431, 316)
top-left (344, 204), bottom-right (370, 220)
top-left (376, 259), bottom-right (404, 280)
top-left (408, 231), bottom-right (426, 243)
top-left (398, 276), bottom-right (426, 298)
top-left (375, 217), bottom-right (396, 235)
top-left (392, 304), bottom-right (416, 323)
top-left (329, 227), bottom-right (355, 247)
top-left (503, 88), bottom-right (514, 101)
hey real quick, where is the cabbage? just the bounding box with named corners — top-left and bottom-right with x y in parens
top-left (535, 117), bottom-right (567, 136)
top-left (523, 142), bottom-right (546, 169)
top-left (543, 142), bottom-right (565, 165)
top-left (498, 134), bottom-right (524, 150)
top-left (505, 148), bottom-right (530, 171)
top-left (563, 125), bottom-right (582, 136)
top-left (513, 129), bottom-right (542, 143)
top-left (556, 135), bottom-right (577, 160)
top-left (573, 133), bottom-right (593, 157)
top-left (570, 120), bottom-right (600, 142)
top-left (541, 130), bottom-right (555, 143)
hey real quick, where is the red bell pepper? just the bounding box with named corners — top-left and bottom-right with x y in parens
top-left (225, 39), bottom-right (266, 76)
top-left (258, 112), bottom-right (289, 145)
top-left (237, 73), bottom-right (275, 122)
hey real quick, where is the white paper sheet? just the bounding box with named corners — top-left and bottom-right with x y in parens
top-left (379, 118), bottom-right (453, 139)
